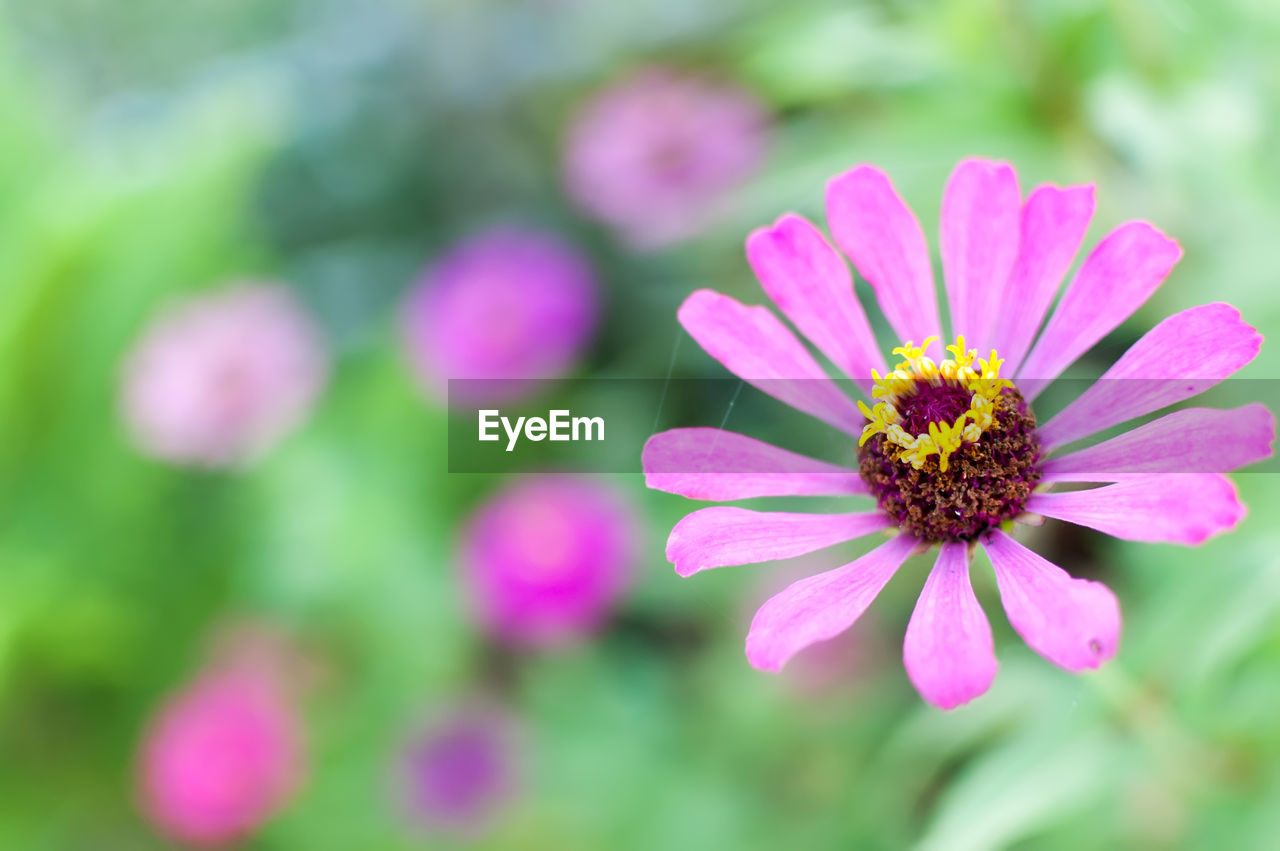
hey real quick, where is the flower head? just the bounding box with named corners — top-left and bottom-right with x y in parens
top-left (563, 67), bottom-right (768, 249)
top-left (398, 703), bottom-right (519, 836)
top-left (138, 667), bottom-right (303, 846)
top-left (403, 226), bottom-right (597, 405)
top-left (460, 475), bottom-right (638, 648)
top-left (121, 283), bottom-right (327, 468)
top-left (644, 158), bottom-right (1274, 709)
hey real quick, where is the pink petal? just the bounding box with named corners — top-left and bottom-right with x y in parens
top-left (940, 159), bottom-right (1021, 350)
top-left (745, 533), bottom-right (917, 672)
top-left (981, 529), bottom-right (1120, 672)
top-left (1041, 405), bottom-right (1276, 482)
top-left (677, 289), bottom-right (863, 434)
top-left (1037, 303), bottom-right (1264, 450)
top-left (1026, 475), bottom-right (1245, 545)
top-left (667, 507), bottom-right (892, 577)
top-left (747, 214), bottom-right (886, 392)
top-left (990, 184), bottom-right (1095, 375)
top-left (903, 542), bottom-right (997, 710)
top-left (1017, 221), bottom-right (1182, 396)
top-left (642, 428), bottom-right (868, 500)
top-left (825, 166), bottom-right (942, 353)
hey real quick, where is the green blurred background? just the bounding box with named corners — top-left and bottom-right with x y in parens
top-left (2, 0), bottom-right (1280, 848)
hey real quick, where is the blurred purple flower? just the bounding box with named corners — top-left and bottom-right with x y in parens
top-left (461, 476), bottom-right (637, 647)
top-left (121, 283), bottom-right (327, 468)
top-left (399, 704), bottom-right (519, 836)
top-left (563, 67), bottom-right (768, 249)
top-left (138, 668), bottom-right (303, 847)
top-left (402, 227), bottom-right (598, 405)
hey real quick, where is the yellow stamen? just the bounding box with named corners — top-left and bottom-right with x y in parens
top-left (859, 335), bottom-right (1013, 470)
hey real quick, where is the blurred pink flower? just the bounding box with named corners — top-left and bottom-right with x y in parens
top-left (398, 703), bottom-right (519, 836)
top-left (563, 67), bottom-right (768, 249)
top-left (138, 668), bottom-right (303, 846)
top-left (460, 476), bottom-right (637, 647)
top-left (402, 227), bottom-right (598, 405)
top-left (121, 284), bottom-right (327, 468)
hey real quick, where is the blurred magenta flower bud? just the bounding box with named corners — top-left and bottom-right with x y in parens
top-left (398, 703), bottom-right (520, 836)
top-left (461, 476), bottom-right (638, 647)
top-left (120, 283), bottom-right (327, 468)
top-left (563, 67), bottom-right (768, 249)
top-left (138, 668), bottom-right (303, 846)
top-left (402, 226), bottom-right (598, 406)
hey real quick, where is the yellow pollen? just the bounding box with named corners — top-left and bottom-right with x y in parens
top-left (858, 336), bottom-right (1013, 472)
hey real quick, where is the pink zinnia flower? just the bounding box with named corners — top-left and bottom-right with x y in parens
top-left (138, 668), bottom-right (304, 846)
top-left (121, 283), bottom-right (327, 468)
top-left (644, 158), bottom-right (1275, 709)
top-left (397, 703), bottom-right (519, 836)
top-left (460, 476), bottom-right (638, 647)
top-left (402, 227), bottom-right (598, 405)
top-left (563, 67), bottom-right (768, 249)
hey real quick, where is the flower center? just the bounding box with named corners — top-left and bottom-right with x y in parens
top-left (856, 336), bottom-right (1042, 542)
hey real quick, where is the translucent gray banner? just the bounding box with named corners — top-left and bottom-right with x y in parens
top-left (446, 379), bottom-right (1278, 475)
